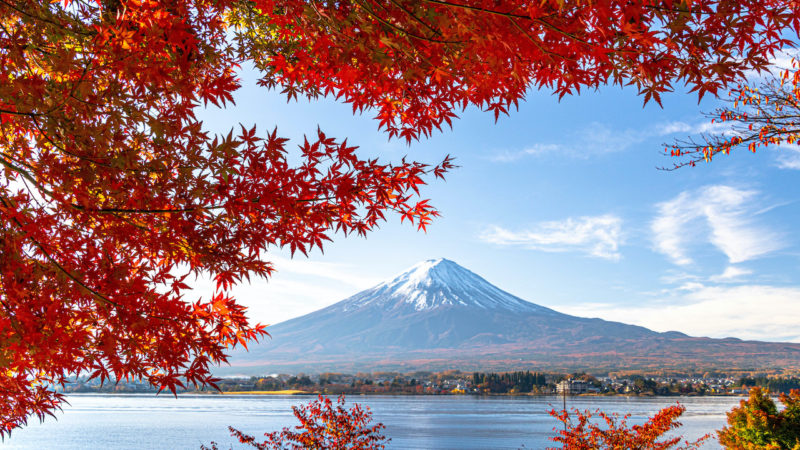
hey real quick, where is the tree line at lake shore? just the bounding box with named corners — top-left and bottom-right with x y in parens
top-left (62, 370), bottom-right (800, 397)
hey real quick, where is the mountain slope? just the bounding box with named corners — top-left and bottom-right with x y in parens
top-left (222, 259), bottom-right (800, 374)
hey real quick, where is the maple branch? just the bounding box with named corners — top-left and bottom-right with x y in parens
top-left (313, 1), bottom-right (449, 74)
top-left (17, 176), bottom-right (48, 212)
top-left (0, 195), bottom-right (122, 309)
top-left (0, 150), bottom-right (36, 173)
top-left (0, 0), bottom-right (94, 37)
top-left (641, 3), bottom-right (741, 16)
top-left (0, 197), bottom-right (180, 324)
top-left (0, 109), bottom-right (42, 118)
top-left (386, 0), bottom-right (444, 37)
top-left (420, 0), bottom-right (599, 47)
top-left (0, 152), bottom-right (52, 210)
top-left (29, 118), bottom-right (184, 173)
top-left (109, 212), bottom-right (157, 232)
top-left (0, 150), bottom-right (167, 213)
top-left (292, 1), bottom-right (371, 55)
top-left (28, 116), bottom-right (112, 168)
top-left (67, 195), bottom-right (337, 214)
top-left (69, 205), bottom-right (214, 214)
top-left (27, 113), bottom-right (177, 174)
top-left (28, 240), bottom-right (181, 325)
top-left (0, 153), bottom-right (58, 201)
top-left (355, 0), bottom-right (463, 44)
top-left (0, 21), bottom-right (12, 41)
top-left (506, 16), bottom-right (571, 61)
top-left (0, 296), bottom-right (23, 336)
top-left (43, 61), bottom-right (95, 117)
top-left (421, 0), bottom-right (531, 20)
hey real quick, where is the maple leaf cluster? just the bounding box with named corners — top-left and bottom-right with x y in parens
top-left (669, 58), bottom-right (800, 168)
top-left (1, 0), bottom-right (799, 438)
top-left (549, 404), bottom-right (709, 449)
top-left (202, 394), bottom-right (388, 449)
top-left (231, 0), bottom-right (800, 141)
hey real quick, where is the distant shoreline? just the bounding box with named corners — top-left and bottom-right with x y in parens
top-left (62, 370), bottom-right (793, 398)
top-left (62, 391), bottom-right (750, 398)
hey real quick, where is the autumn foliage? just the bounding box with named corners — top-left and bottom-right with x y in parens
top-left (669, 58), bottom-right (800, 168)
top-left (202, 395), bottom-right (388, 449)
top-left (718, 387), bottom-right (800, 449)
top-left (550, 404), bottom-right (708, 449)
top-left (2, 0), bottom-right (800, 437)
top-left (233, 0), bottom-right (800, 141)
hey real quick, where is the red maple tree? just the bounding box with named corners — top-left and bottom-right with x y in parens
top-left (2, 0), bottom-right (798, 436)
top-left (202, 395), bottom-right (388, 449)
top-left (550, 404), bottom-right (709, 449)
top-left (0, 0), bottom-right (451, 435)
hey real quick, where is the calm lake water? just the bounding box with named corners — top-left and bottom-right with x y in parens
top-left (3, 394), bottom-right (742, 449)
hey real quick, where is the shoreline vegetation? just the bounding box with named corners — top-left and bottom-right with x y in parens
top-left (61, 370), bottom-right (800, 398)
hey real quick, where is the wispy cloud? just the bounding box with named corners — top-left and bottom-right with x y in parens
top-left (268, 256), bottom-right (382, 288)
top-left (658, 270), bottom-right (702, 285)
top-left (775, 146), bottom-right (800, 170)
top-left (709, 265), bottom-right (753, 282)
top-left (652, 185), bottom-right (783, 266)
top-left (480, 214), bottom-right (623, 260)
top-left (489, 144), bottom-right (562, 162)
top-left (651, 191), bottom-right (697, 266)
top-left (488, 122), bottom-right (651, 162)
top-left (659, 266), bottom-right (752, 286)
top-left (556, 283), bottom-right (800, 342)
top-left (655, 120), bottom-right (736, 136)
top-left (489, 119), bottom-right (739, 163)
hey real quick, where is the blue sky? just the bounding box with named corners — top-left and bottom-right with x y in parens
top-left (196, 58), bottom-right (800, 343)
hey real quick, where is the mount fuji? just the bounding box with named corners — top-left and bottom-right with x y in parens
top-left (222, 259), bottom-right (800, 374)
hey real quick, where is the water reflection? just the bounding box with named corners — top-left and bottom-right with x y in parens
top-left (4, 394), bottom-right (739, 449)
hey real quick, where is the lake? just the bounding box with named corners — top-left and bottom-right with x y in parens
top-left (3, 394), bottom-right (742, 449)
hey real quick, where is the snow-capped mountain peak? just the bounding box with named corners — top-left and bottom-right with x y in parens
top-left (225, 258), bottom-right (797, 376)
top-left (342, 258), bottom-right (556, 314)
top-left (384, 258), bottom-right (464, 291)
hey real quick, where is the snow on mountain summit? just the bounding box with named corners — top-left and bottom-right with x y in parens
top-left (341, 258), bottom-right (557, 314)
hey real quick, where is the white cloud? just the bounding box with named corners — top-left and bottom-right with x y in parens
top-left (775, 146), bottom-right (800, 170)
top-left (489, 144), bottom-right (562, 162)
top-left (651, 191), bottom-right (697, 265)
top-left (480, 214), bottom-right (623, 260)
top-left (655, 120), bottom-right (736, 137)
top-left (556, 283), bottom-right (800, 342)
top-left (652, 185), bottom-right (783, 266)
top-left (489, 119), bottom-right (743, 163)
top-left (655, 121), bottom-right (693, 135)
top-left (709, 266), bottom-right (753, 282)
